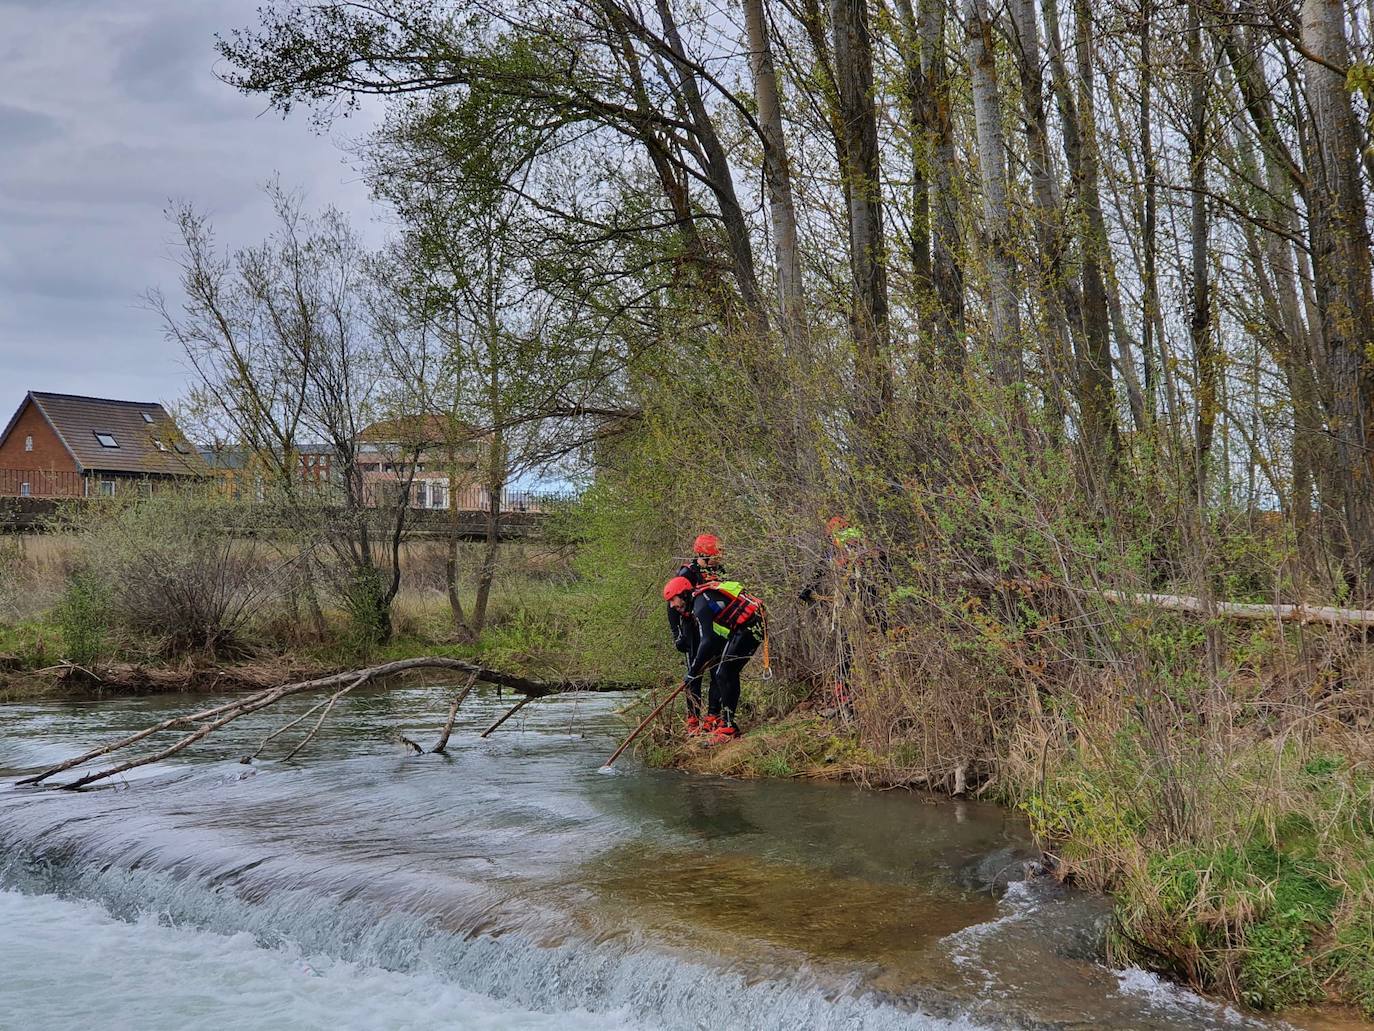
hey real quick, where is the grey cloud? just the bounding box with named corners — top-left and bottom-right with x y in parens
top-left (0, 0), bottom-right (382, 409)
top-left (0, 103), bottom-right (61, 146)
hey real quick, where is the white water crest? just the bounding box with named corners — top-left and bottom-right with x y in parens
top-left (0, 688), bottom-right (1306, 1031)
top-left (0, 888), bottom-right (633, 1031)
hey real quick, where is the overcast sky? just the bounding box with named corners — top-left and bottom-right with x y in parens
top-left (0, 0), bottom-right (381, 425)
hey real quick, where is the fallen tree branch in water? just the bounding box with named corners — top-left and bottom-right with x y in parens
top-left (431, 674), bottom-right (478, 754)
top-left (480, 696), bottom-right (534, 738)
top-left (16, 657), bottom-right (624, 790)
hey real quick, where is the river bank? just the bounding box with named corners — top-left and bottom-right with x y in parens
top-left (4, 684), bottom-right (1351, 1031)
top-left (3, 522), bottom-right (1372, 1022)
top-left (637, 693), bottom-right (1374, 1024)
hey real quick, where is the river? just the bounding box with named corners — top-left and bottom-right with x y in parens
top-left (0, 685), bottom-right (1332, 1030)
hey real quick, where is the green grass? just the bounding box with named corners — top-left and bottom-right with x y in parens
top-left (1027, 730), bottom-right (1374, 1015)
top-left (0, 618), bottom-right (61, 671)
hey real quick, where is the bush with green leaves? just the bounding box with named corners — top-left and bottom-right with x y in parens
top-left (54, 570), bottom-right (111, 666)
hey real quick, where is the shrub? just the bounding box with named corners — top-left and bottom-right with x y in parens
top-left (75, 491), bottom-right (288, 658)
top-left (54, 571), bottom-right (111, 666)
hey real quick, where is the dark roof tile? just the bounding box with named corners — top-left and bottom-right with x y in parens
top-left (27, 392), bottom-right (208, 476)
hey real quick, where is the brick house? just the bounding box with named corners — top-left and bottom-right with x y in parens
top-left (356, 414), bottom-right (485, 510)
top-left (0, 391), bottom-right (208, 497)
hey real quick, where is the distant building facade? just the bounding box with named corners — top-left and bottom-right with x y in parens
top-left (0, 391), bottom-right (207, 497)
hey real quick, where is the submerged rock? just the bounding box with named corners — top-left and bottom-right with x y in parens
top-left (958, 845), bottom-right (1046, 894)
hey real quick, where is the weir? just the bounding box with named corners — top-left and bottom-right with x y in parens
top-left (0, 687), bottom-right (1295, 1030)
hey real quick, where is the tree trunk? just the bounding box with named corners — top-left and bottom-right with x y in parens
top-left (892, 0), bottom-right (933, 323)
top-left (1301, 0), bottom-right (1374, 580)
top-left (1187, 0), bottom-right (1216, 493)
top-left (1042, 0), bottom-right (1117, 454)
top-left (1068, 0), bottom-right (1118, 462)
top-left (831, 0), bottom-right (894, 428)
top-left (1010, 0), bottom-right (1079, 426)
top-left (920, 0), bottom-right (966, 368)
top-left (1139, 0), bottom-right (1159, 417)
top-left (963, 0), bottom-right (1022, 386)
top-left (446, 521), bottom-right (470, 635)
top-left (743, 0), bottom-right (807, 348)
top-left (470, 481), bottom-right (503, 636)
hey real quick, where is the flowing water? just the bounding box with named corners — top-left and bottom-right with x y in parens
top-left (0, 686), bottom-right (1339, 1030)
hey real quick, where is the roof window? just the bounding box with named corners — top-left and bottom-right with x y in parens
top-left (94, 432), bottom-right (119, 448)
top-left (141, 412), bottom-right (155, 424)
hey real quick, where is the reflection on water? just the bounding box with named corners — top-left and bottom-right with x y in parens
top-left (0, 686), bottom-right (1330, 1030)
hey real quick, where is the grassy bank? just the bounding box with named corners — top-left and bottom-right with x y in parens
top-left (5, 511), bottom-right (1372, 1019)
top-left (627, 626), bottom-right (1374, 1019)
top-left (0, 529), bottom-right (635, 702)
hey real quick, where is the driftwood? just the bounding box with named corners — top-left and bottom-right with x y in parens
top-left (17, 657), bottom-right (621, 790)
top-left (480, 696), bottom-right (534, 738)
top-left (431, 674), bottom-right (479, 753)
top-left (1101, 590), bottom-right (1374, 627)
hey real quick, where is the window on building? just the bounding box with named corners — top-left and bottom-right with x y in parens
top-left (415, 481), bottom-right (428, 508)
top-left (99, 480), bottom-right (116, 497)
top-left (20, 482), bottom-right (30, 497)
top-left (141, 412), bottom-right (155, 424)
top-left (94, 432), bottom-right (119, 448)
top-left (24, 434), bottom-right (33, 451)
top-left (430, 481), bottom-right (448, 510)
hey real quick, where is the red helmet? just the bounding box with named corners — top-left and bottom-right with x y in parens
top-left (693, 533), bottom-right (720, 557)
top-left (663, 575), bottom-right (694, 602)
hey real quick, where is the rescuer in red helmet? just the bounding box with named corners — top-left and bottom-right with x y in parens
top-left (681, 533), bottom-right (725, 588)
top-left (663, 533), bottom-right (727, 734)
top-left (665, 574), bottom-right (765, 742)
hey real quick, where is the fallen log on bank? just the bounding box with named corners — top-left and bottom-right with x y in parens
top-left (1100, 590), bottom-right (1374, 627)
top-left (17, 657), bottom-right (626, 790)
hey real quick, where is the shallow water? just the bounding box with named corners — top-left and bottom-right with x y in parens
top-left (0, 686), bottom-right (1329, 1029)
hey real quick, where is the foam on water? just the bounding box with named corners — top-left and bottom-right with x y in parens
top-left (0, 888), bottom-right (632, 1031)
top-left (1115, 968), bottom-right (1286, 1029)
top-left (0, 850), bottom-right (983, 1031)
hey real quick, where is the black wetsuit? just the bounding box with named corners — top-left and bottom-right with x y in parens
top-left (686, 587), bottom-right (763, 728)
top-left (667, 559), bottom-right (725, 718)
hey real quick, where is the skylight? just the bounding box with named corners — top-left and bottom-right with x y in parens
top-left (94, 432), bottom-right (119, 448)
top-left (141, 412), bottom-right (154, 424)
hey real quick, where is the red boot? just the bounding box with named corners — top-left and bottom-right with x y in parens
top-left (709, 723), bottom-right (739, 744)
